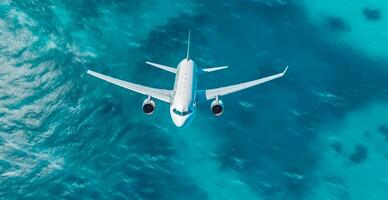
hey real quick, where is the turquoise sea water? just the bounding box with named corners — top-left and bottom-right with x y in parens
top-left (1, 0), bottom-right (388, 199)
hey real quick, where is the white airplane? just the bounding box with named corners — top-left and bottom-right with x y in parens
top-left (87, 32), bottom-right (288, 127)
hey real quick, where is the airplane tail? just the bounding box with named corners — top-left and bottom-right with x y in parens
top-left (186, 30), bottom-right (191, 60)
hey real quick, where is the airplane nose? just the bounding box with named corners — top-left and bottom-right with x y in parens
top-left (172, 117), bottom-right (186, 127)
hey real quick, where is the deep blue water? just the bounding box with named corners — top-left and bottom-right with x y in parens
top-left (1, 0), bottom-right (388, 199)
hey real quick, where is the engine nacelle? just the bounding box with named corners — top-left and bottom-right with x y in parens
top-left (211, 99), bottom-right (224, 116)
top-left (142, 99), bottom-right (155, 115)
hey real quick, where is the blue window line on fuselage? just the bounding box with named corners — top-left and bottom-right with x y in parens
top-left (173, 108), bottom-right (192, 116)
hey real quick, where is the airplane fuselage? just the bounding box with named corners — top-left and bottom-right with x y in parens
top-left (169, 59), bottom-right (197, 127)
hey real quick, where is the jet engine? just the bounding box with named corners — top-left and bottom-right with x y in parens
top-left (210, 99), bottom-right (224, 116)
top-left (142, 98), bottom-right (155, 115)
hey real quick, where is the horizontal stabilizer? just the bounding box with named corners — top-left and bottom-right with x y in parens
top-left (199, 66), bottom-right (228, 74)
top-left (146, 61), bottom-right (177, 73)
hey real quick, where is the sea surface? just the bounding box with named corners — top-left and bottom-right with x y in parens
top-left (1, 0), bottom-right (388, 199)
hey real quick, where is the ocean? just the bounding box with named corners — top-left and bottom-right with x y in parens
top-left (1, 0), bottom-right (388, 199)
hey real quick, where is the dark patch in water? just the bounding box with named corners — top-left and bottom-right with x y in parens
top-left (349, 145), bottom-right (368, 164)
top-left (327, 17), bottom-right (350, 32)
top-left (101, 99), bottom-right (122, 115)
top-left (364, 132), bottom-right (371, 139)
top-left (363, 8), bottom-right (382, 21)
top-left (0, 159), bottom-right (12, 173)
top-left (331, 142), bottom-right (342, 153)
top-left (378, 125), bottom-right (388, 142)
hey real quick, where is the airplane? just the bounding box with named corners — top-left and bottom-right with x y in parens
top-left (87, 31), bottom-right (288, 127)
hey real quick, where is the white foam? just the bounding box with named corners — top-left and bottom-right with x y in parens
top-left (313, 90), bottom-right (345, 108)
top-left (0, 136), bottom-right (64, 179)
top-left (238, 101), bottom-right (255, 109)
top-left (7, 8), bottom-right (37, 27)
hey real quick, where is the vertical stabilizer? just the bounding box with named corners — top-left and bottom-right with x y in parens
top-left (186, 30), bottom-right (191, 60)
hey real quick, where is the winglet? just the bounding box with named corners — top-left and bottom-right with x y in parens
top-left (282, 66), bottom-right (289, 76)
top-left (186, 30), bottom-right (191, 60)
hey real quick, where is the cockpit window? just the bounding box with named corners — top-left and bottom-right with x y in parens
top-left (173, 108), bottom-right (192, 116)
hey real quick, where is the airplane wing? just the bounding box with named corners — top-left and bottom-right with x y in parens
top-left (87, 70), bottom-right (171, 103)
top-left (198, 67), bottom-right (288, 102)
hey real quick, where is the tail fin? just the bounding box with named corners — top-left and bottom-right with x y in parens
top-left (186, 30), bottom-right (191, 60)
